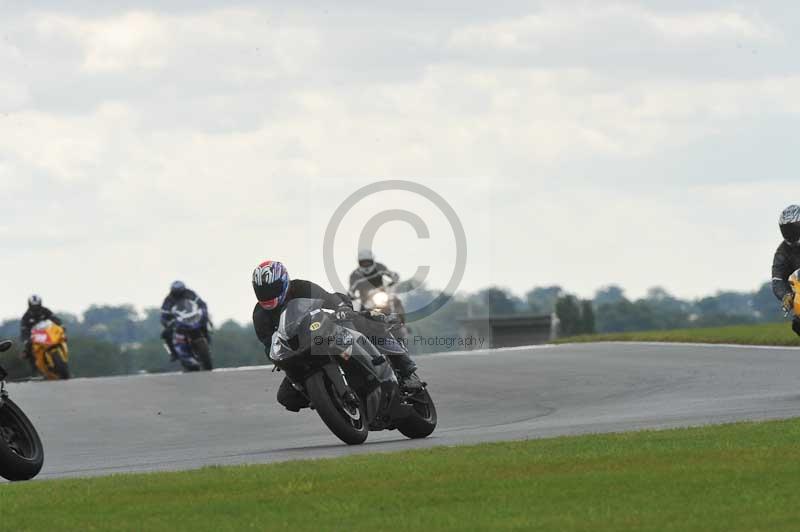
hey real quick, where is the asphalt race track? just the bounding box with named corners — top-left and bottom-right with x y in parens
top-left (6, 342), bottom-right (800, 481)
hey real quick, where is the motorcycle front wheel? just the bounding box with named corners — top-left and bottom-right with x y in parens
top-left (0, 396), bottom-right (44, 481)
top-left (396, 388), bottom-right (437, 439)
top-left (306, 370), bottom-right (368, 445)
top-left (46, 346), bottom-right (70, 380)
top-left (192, 338), bottom-right (213, 371)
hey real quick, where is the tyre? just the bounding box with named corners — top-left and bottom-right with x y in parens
top-left (396, 388), bottom-right (437, 439)
top-left (48, 346), bottom-right (70, 380)
top-left (193, 338), bottom-right (213, 371)
top-left (0, 397), bottom-right (44, 481)
top-left (305, 370), bottom-right (368, 445)
top-left (179, 358), bottom-right (201, 372)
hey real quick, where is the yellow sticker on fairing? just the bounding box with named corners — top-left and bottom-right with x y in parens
top-left (310, 322), bottom-right (321, 331)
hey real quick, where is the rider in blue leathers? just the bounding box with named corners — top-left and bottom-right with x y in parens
top-left (160, 281), bottom-right (209, 359)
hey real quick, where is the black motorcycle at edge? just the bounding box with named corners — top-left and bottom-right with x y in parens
top-left (0, 340), bottom-right (44, 481)
top-left (269, 298), bottom-right (437, 445)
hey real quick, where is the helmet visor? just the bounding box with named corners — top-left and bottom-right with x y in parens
top-left (781, 222), bottom-right (800, 244)
top-left (253, 281), bottom-right (285, 308)
top-left (359, 259), bottom-right (374, 269)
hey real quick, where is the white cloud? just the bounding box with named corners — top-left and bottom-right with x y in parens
top-left (34, 9), bottom-right (320, 76)
top-left (37, 11), bottom-right (170, 71)
top-left (448, 5), bottom-right (779, 54)
top-left (0, 103), bottom-right (133, 183)
top-left (649, 10), bottom-right (775, 42)
top-left (0, 39), bottom-right (30, 111)
top-left (0, 79), bottom-right (29, 111)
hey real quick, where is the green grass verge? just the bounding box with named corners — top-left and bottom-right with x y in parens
top-left (3, 418), bottom-right (800, 531)
top-left (558, 321), bottom-right (800, 346)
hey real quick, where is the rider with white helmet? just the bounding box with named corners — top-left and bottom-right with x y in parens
top-left (772, 205), bottom-right (800, 334)
top-left (348, 249), bottom-right (400, 305)
top-left (20, 295), bottom-right (62, 362)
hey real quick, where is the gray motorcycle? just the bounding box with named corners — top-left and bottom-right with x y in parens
top-left (269, 298), bottom-right (436, 445)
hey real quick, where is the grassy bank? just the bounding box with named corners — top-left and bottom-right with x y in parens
top-left (3, 418), bottom-right (800, 531)
top-left (558, 321), bottom-right (800, 347)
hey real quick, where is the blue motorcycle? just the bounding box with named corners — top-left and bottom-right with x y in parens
top-left (168, 298), bottom-right (213, 371)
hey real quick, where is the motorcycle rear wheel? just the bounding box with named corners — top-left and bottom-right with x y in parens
top-left (306, 371), bottom-right (368, 445)
top-left (0, 396), bottom-right (44, 481)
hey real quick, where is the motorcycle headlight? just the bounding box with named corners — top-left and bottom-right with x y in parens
top-left (372, 291), bottom-right (389, 307)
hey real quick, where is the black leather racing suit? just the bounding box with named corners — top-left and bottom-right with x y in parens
top-left (253, 279), bottom-right (417, 412)
top-left (772, 241), bottom-right (800, 335)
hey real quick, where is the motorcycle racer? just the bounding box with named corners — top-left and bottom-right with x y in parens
top-left (20, 295), bottom-right (62, 362)
top-left (251, 260), bottom-right (421, 412)
top-left (348, 249), bottom-right (400, 306)
top-left (160, 281), bottom-right (209, 360)
top-left (772, 205), bottom-right (800, 335)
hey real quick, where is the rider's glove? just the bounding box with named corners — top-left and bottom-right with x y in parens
top-left (385, 313), bottom-right (402, 325)
top-left (335, 308), bottom-right (358, 321)
top-left (783, 293), bottom-right (795, 313)
top-left (365, 311), bottom-right (400, 325)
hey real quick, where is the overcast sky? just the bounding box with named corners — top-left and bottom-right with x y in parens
top-left (1, 1), bottom-right (798, 323)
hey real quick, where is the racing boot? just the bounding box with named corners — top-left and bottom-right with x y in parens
top-left (398, 371), bottom-right (424, 392)
top-left (386, 350), bottom-right (424, 391)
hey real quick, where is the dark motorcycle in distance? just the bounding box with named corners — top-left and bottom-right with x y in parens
top-left (166, 298), bottom-right (213, 371)
top-left (354, 274), bottom-right (411, 344)
top-left (0, 340), bottom-right (44, 481)
top-left (269, 298), bottom-right (436, 445)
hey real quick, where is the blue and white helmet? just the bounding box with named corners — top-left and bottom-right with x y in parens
top-left (252, 260), bottom-right (290, 310)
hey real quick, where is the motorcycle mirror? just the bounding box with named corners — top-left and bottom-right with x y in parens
top-left (0, 340), bottom-right (13, 353)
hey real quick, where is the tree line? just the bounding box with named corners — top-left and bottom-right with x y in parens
top-left (0, 281), bottom-right (783, 379)
top-left (403, 281), bottom-right (783, 341)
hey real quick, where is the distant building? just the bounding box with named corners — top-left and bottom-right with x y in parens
top-left (458, 313), bottom-right (557, 349)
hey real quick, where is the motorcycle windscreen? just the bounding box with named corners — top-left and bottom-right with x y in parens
top-left (172, 298), bottom-right (203, 327)
top-left (270, 297), bottom-right (329, 359)
top-left (277, 298), bottom-right (327, 339)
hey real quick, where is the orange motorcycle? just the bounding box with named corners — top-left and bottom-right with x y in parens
top-left (29, 320), bottom-right (70, 380)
